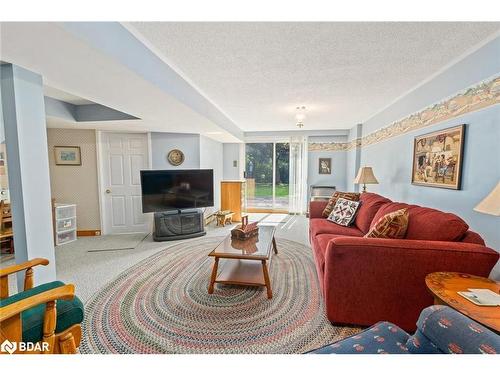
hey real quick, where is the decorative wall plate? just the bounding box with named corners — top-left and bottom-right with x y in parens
top-left (167, 149), bottom-right (185, 166)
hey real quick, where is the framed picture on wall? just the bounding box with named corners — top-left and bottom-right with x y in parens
top-left (318, 158), bottom-right (332, 174)
top-left (54, 146), bottom-right (82, 166)
top-left (411, 124), bottom-right (465, 190)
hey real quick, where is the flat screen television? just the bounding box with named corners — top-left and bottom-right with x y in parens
top-left (140, 169), bottom-right (214, 213)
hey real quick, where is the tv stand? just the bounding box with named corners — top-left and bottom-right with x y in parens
top-left (153, 209), bottom-right (206, 241)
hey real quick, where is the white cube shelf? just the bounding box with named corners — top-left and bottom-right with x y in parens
top-left (54, 203), bottom-right (77, 245)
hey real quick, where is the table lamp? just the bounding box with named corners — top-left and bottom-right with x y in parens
top-left (474, 181), bottom-right (500, 216)
top-left (354, 166), bottom-right (379, 192)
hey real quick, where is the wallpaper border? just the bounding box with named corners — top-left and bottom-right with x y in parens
top-left (308, 75), bottom-right (500, 152)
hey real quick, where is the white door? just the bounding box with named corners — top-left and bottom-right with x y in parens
top-left (100, 132), bottom-right (150, 234)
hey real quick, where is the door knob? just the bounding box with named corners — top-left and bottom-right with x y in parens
top-left (105, 189), bottom-right (111, 194)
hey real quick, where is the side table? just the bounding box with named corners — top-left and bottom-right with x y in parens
top-left (425, 272), bottom-right (500, 332)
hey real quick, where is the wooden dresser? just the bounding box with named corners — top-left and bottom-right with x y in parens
top-left (220, 180), bottom-right (246, 222)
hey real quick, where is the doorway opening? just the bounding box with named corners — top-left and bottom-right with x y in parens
top-left (245, 142), bottom-right (290, 213)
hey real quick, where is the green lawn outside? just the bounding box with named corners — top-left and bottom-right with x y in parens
top-left (253, 183), bottom-right (289, 197)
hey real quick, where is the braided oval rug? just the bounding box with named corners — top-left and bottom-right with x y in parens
top-left (80, 236), bottom-right (359, 354)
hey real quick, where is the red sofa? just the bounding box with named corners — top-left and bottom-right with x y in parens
top-left (309, 192), bottom-right (499, 331)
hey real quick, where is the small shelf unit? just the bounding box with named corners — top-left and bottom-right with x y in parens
top-left (53, 203), bottom-right (77, 246)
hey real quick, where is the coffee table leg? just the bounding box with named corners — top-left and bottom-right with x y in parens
top-left (272, 237), bottom-right (278, 254)
top-left (261, 260), bottom-right (272, 299)
top-left (208, 257), bottom-right (219, 294)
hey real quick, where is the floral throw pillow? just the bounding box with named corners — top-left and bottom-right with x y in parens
top-left (327, 198), bottom-right (361, 227)
top-left (365, 208), bottom-right (409, 239)
top-left (322, 191), bottom-right (360, 218)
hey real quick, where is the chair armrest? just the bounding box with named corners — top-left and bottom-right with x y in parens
top-left (0, 258), bottom-right (50, 297)
top-left (309, 201), bottom-right (328, 218)
top-left (0, 258), bottom-right (49, 278)
top-left (0, 284), bottom-right (75, 322)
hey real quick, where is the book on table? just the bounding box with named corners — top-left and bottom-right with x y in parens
top-left (457, 288), bottom-right (500, 306)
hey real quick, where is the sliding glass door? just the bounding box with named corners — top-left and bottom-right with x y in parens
top-left (274, 142), bottom-right (289, 210)
top-left (245, 142), bottom-right (289, 212)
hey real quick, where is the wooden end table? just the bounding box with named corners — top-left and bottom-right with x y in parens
top-left (425, 272), bottom-right (500, 332)
top-left (208, 225), bottom-right (278, 299)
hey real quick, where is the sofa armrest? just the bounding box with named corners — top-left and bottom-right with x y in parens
top-left (309, 200), bottom-right (328, 218)
top-left (322, 237), bottom-right (499, 330)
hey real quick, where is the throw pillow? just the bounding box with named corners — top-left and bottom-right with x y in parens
top-left (327, 198), bottom-right (361, 227)
top-left (322, 191), bottom-right (360, 218)
top-left (365, 208), bottom-right (409, 239)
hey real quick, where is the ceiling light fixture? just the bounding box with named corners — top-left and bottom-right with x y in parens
top-left (295, 106), bottom-right (306, 128)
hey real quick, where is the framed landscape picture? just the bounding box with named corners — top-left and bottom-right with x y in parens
top-left (319, 158), bottom-right (332, 174)
top-left (411, 124), bottom-right (465, 190)
top-left (54, 146), bottom-right (82, 166)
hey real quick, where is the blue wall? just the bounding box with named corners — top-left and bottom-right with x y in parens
top-left (360, 106), bottom-right (500, 278)
top-left (346, 124), bottom-right (362, 191)
top-left (223, 143), bottom-right (242, 180)
top-left (352, 36), bottom-right (500, 279)
top-left (200, 136), bottom-right (224, 213)
top-left (308, 136), bottom-right (348, 192)
top-left (308, 150), bottom-right (347, 191)
top-left (1, 64), bottom-right (57, 286)
top-left (151, 132), bottom-right (200, 169)
top-left (150, 132), bottom-right (224, 216)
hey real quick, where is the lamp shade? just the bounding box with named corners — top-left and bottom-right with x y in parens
top-left (354, 167), bottom-right (379, 185)
top-left (474, 182), bottom-right (500, 216)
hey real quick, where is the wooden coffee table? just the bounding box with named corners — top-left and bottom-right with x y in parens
top-left (425, 272), bottom-right (500, 332)
top-left (208, 225), bottom-right (278, 299)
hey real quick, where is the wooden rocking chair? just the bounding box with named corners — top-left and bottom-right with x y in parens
top-left (0, 258), bottom-right (83, 354)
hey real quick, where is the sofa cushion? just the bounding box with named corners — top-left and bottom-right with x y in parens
top-left (0, 281), bottom-right (84, 343)
top-left (365, 208), bottom-right (409, 239)
top-left (371, 202), bottom-right (469, 241)
top-left (327, 198), bottom-right (361, 227)
top-left (310, 218), bottom-right (365, 238)
top-left (322, 191), bottom-right (360, 218)
top-left (308, 321), bottom-right (410, 354)
top-left (355, 193), bottom-right (392, 233)
top-left (461, 231), bottom-right (486, 245)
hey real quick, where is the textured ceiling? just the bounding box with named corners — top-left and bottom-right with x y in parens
top-left (129, 22), bottom-right (499, 131)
